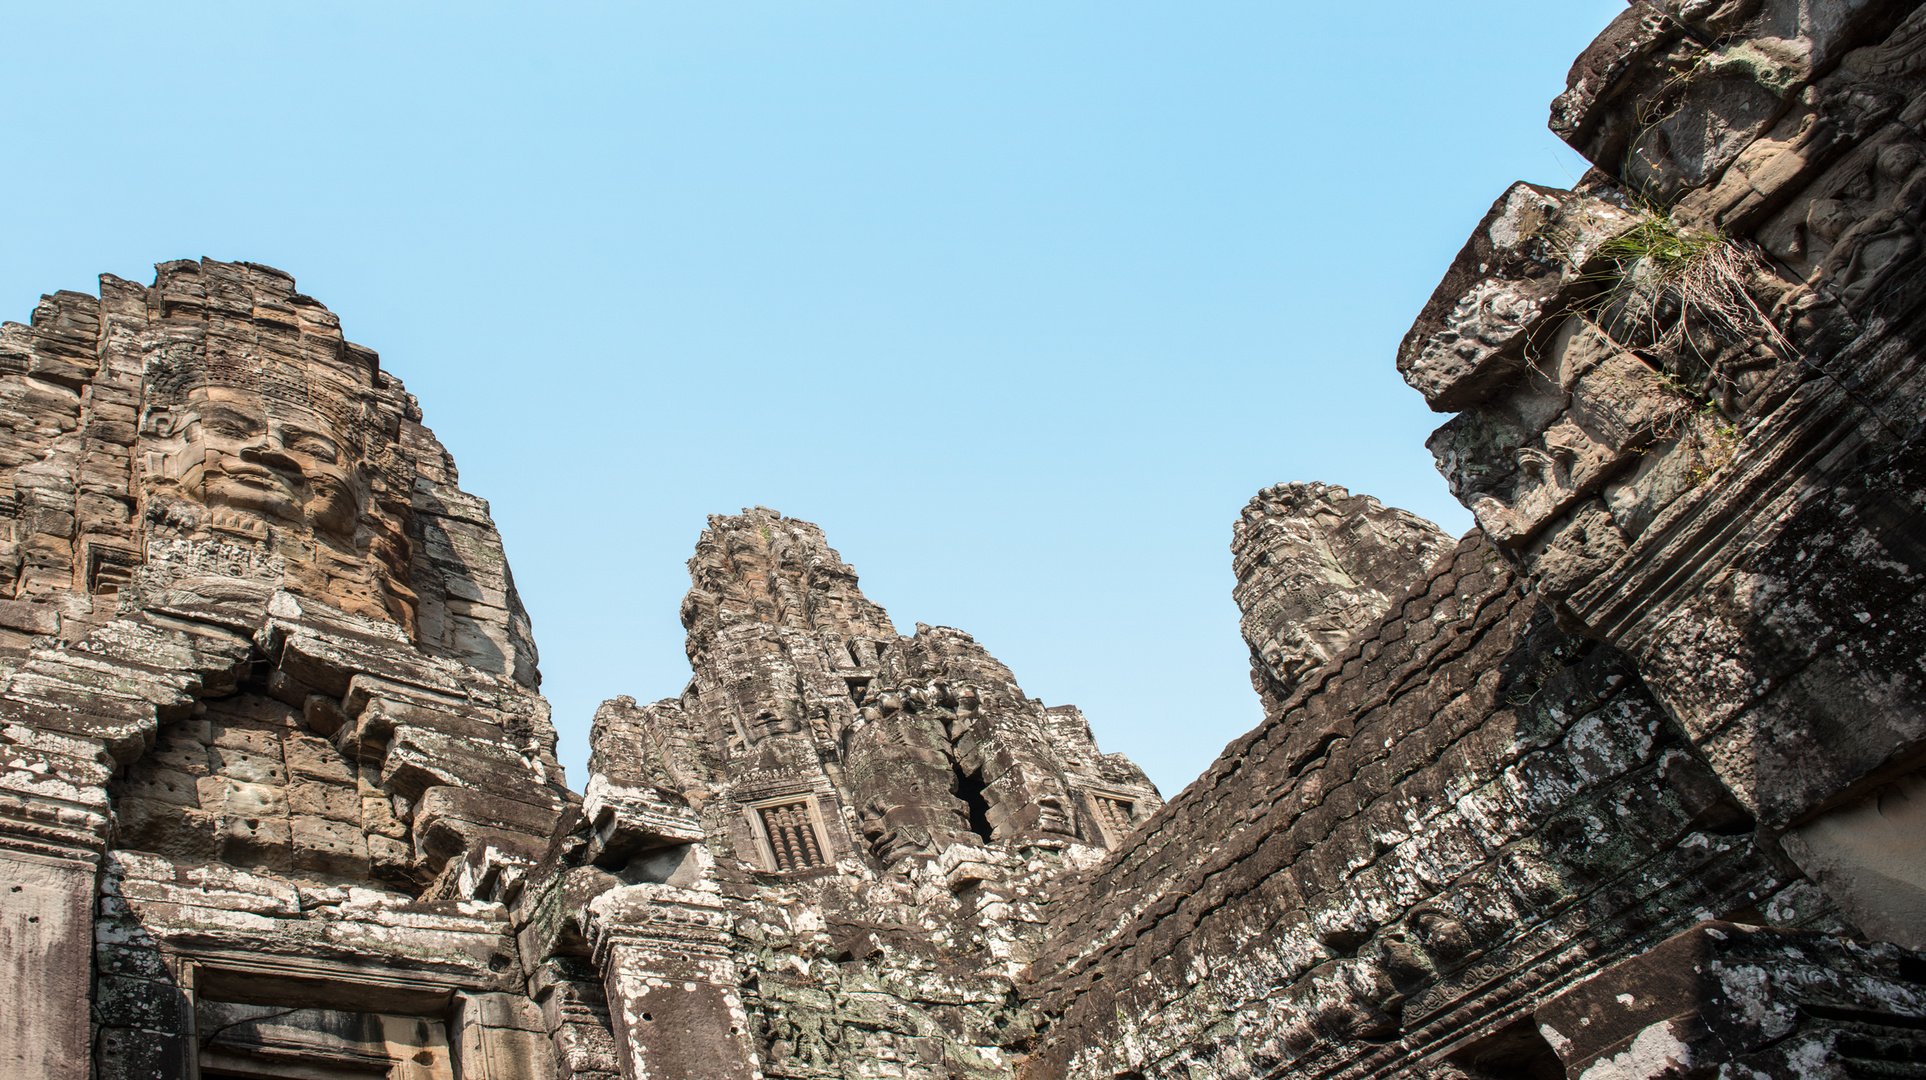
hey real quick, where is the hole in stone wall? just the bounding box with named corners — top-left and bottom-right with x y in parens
top-left (952, 763), bottom-right (994, 843)
top-left (1898, 955), bottom-right (1926, 985)
top-left (1446, 1016), bottom-right (1563, 1080)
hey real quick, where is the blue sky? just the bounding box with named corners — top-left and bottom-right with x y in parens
top-left (2, 1), bottom-right (1623, 798)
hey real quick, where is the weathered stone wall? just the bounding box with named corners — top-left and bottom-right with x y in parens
top-left (0, 277), bottom-right (1169, 1080)
top-left (1021, 533), bottom-right (1844, 1079)
top-left (1409, 0), bottom-right (1926, 944)
top-left (1534, 920), bottom-right (1926, 1078)
top-left (0, 261), bottom-right (572, 1080)
top-left (1017, 2), bottom-right (1926, 1077)
top-left (11, 3), bottom-right (1926, 1077)
top-left (523, 509), bottom-right (1162, 1080)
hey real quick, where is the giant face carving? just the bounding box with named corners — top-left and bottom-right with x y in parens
top-left (138, 342), bottom-right (417, 632)
top-left (150, 387), bottom-right (360, 542)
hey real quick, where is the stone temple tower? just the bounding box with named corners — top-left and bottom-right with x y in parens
top-left (558, 507), bottom-right (1161, 1078)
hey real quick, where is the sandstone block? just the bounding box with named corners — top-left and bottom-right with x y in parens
top-left (282, 732), bottom-right (354, 784)
top-left (287, 777), bottom-right (359, 821)
top-left (1398, 183), bottom-right (1637, 412)
top-left (292, 814), bottom-right (369, 878)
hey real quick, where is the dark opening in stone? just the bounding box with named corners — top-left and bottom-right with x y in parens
top-left (1446, 1016), bottom-right (1563, 1080)
top-left (952, 763), bottom-right (995, 842)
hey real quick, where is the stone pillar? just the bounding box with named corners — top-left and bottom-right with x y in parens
top-left (453, 992), bottom-right (554, 1080)
top-left (0, 720), bottom-right (115, 1080)
top-left (0, 848), bottom-right (97, 1080)
top-left (587, 884), bottom-right (757, 1080)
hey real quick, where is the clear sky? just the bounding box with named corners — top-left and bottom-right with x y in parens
top-left (3, 1), bottom-right (1624, 799)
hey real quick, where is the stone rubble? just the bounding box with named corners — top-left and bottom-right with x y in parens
top-left (5, 1), bottom-right (1926, 1077)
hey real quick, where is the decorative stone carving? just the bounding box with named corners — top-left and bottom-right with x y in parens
top-left (1408, 2), bottom-right (1926, 887)
top-left (1231, 482), bottom-right (1455, 715)
top-left (1397, 183), bottom-right (1639, 412)
top-left (0, 263), bottom-right (573, 1080)
top-left (11, 6), bottom-right (1926, 1077)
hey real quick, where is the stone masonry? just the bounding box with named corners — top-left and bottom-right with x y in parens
top-left (0, 260), bottom-right (570, 1080)
top-left (540, 508), bottom-right (1162, 1080)
top-left (1023, 1), bottom-right (1926, 1077)
top-left (7, 1), bottom-right (1926, 1077)
top-left (1232, 482), bottom-right (1456, 719)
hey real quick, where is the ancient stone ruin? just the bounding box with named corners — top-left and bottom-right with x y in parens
top-left (6, 1), bottom-right (1926, 1077)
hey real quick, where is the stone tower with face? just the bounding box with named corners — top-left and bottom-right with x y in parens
top-left (642, 507), bottom-right (1160, 882)
top-left (0, 261), bottom-right (576, 1080)
top-left (135, 261), bottom-right (421, 633)
top-left (0, 258), bottom-right (536, 686)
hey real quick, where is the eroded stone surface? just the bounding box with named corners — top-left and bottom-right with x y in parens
top-left (1422, 0), bottom-right (1926, 842)
top-left (0, 262), bottom-right (573, 1080)
top-left (10, 2), bottom-right (1926, 1076)
top-left (1232, 482), bottom-right (1455, 717)
top-left (539, 508), bottom-right (1161, 1080)
top-left (1018, 534), bottom-right (1848, 1080)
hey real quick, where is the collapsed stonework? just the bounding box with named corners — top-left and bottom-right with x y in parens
top-left (7, 1), bottom-right (1926, 1077)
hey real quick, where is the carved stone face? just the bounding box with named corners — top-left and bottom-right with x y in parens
top-left (149, 387), bottom-right (361, 542)
top-left (858, 796), bottom-right (967, 869)
top-left (1408, 908), bottom-right (1473, 962)
top-left (136, 357), bottom-right (418, 632)
top-left (747, 705), bottom-right (805, 741)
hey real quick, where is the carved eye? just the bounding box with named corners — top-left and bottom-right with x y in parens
top-left (203, 415), bottom-right (258, 439)
top-left (289, 434), bottom-right (339, 463)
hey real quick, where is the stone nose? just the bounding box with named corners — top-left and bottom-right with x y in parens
top-left (239, 443), bottom-right (302, 474)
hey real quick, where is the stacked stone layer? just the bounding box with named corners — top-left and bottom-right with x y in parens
top-left (0, 262), bottom-right (575, 1080)
top-left (1019, 1), bottom-right (1926, 1076)
top-left (1020, 534), bottom-right (1846, 1079)
top-left (537, 508), bottom-right (1162, 1080)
